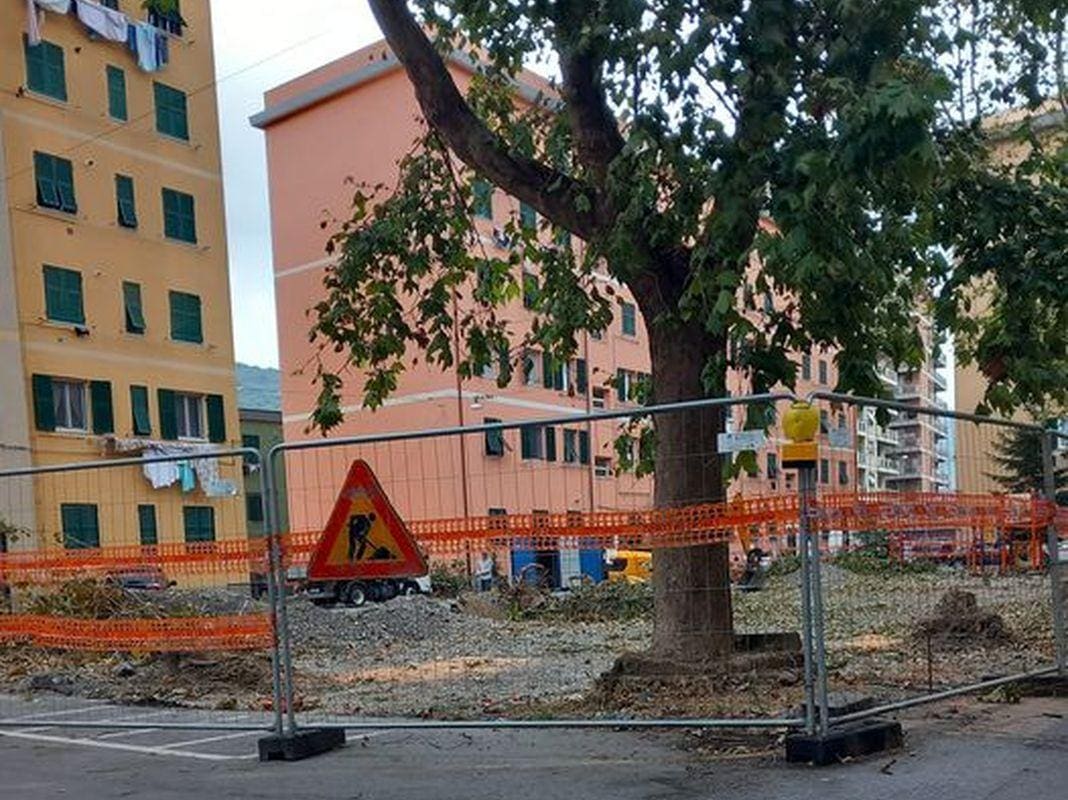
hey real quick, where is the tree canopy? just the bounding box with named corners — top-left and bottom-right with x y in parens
top-left (308, 0), bottom-right (1067, 434)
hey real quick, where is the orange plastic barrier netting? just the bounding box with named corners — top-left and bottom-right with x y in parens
top-left (0, 613), bottom-right (273, 652)
top-left (279, 491), bottom-right (1062, 562)
top-left (0, 540), bottom-right (270, 584)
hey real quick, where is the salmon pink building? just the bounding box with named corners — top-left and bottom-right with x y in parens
top-left (252, 41), bottom-right (899, 581)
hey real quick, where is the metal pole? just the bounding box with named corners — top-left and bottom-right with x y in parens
top-left (798, 466), bottom-right (816, 736)
top-left (807, 472), bottom-right (831, 736)
top-left (258, 450), bottom-right (284, 737)
top-left (1041, 432), bottom-right (1066, 673)
top-left (264, 447), bottom-right (298, 735)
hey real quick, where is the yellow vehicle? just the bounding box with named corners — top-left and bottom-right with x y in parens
top-left (606, 550), bottom-right (652, 584)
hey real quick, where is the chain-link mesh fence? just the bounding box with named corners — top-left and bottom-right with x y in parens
top-left (0, 450), bottom-right (280, 732)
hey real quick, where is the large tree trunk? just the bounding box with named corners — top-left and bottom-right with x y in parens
top-left (648, 321), bottom-right (733, 659)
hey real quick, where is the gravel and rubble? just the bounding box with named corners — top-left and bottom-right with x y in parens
top-left (0, 568), bottom-right (1056, 720)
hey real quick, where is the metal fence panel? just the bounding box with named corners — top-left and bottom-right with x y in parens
top-left (0, 450), bottom-right (280, 732)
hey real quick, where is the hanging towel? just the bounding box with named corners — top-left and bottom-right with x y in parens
top-left (35, 0), bottom-right (72, 12)
top-left (179, 461), bottom-right (196, 493)
top-left (26, 0), bottom-right (42, 46)
top-left (75, 0), bottom-right (129, 43)
top-left (131, 21), bottom-right (160, 72)
top-left (143, 451), bottom-right (180, 489)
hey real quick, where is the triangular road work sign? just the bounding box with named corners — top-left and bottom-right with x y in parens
top-left (307, 460), bottom-right (427, 580)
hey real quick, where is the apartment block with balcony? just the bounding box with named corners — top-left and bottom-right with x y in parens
top-left (0, 1), bottom-right (242, 557)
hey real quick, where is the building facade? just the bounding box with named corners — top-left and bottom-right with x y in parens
top-left (236, 363), bottom-right (288, 537)
top-left (0, 1), bottom-right (243, 557)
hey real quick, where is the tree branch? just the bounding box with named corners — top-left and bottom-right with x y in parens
top-left (557, 46), bottom-right (625, 186)
top-left (367, 0), bottom-right (602, 240)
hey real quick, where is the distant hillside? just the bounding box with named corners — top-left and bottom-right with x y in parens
top-left (235, 363), bottom-right (280, 412)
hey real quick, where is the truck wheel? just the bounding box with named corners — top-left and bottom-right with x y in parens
top-left (379, 581), bottom-right (398, 601)
top-left (403, 581), bottom-right (418, 596)
top-left (344, 582), bottom-right (367, 607)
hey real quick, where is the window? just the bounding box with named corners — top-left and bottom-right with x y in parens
top-left (616, 369), bottom-right (637, 403)
top-left (183, 506), bottom-right (216, 543)
top-left (61, 504), bottom-right (99, 549)
top-left (169, 291), bottom-right (202, 343)
top-left (542, 354), bottom-right (568, 392)
top-left (838, 461), bottom-right (849, 486)
top-left (138, 505), bottom-right (158, 546)
top-left (563, 429), bottom-right (578, 463)
top-left (472, 180), bottom-right (493, 219)
top-left (130, 385), bottom-right (151, 436)
top-left (578, 430), bottom-right (591, 464)
top-left (802, 353), bottom-right (812, 381)
top-left (488, 507), bottom-right (508, 531)
top-left (819, 458), bottom-right (830, 485)
top-left (544, 426), bottom-right (557, 462)
top-left (554, 227), bottom-right (571, 248)
top-left (162, 188), bottom-right (196, 243)
top-left (148, 1), bottom-right (184, 36)
top-left (34, 152), bottom-right (76, 213)
top-left (575, 359), bottom-right (588, 394)
top-left (522, 349), bottom-right (540, 386)
top-left (159, 389), bottom-right (224, 442)
top-left (115, 174), bottom-right (137, 228)
top-left (106, 65), bottom-right (126, 121)
top-left (767, 453), bottom-right (779, 480)
top-left (24, 38), bottom-right (66, 101)
top-left (620, 302), bottom-right (637, 336)
top-left (520, 425), bottom-right (544, 460)
top-left (43, 265), bottom-right (84, 324)
top-left (763, 294), bottom-right (775, 314)
top-left (154, 82), bottom-right (189, 140)
top-left (519, 202), bottom-right (537, 230)
top-left (123, 281), bottom-right (145, 334)
top-left (484, 417), bottom-right (504, 456)
top-left (52, 378), bottom-right (87, 431)
top-left (594, 457), bottom-right (612, 478)
top-left (522, 271), bottom-right (539, 309)
top-left (175, 392), bottom-right (204, 440)
top-left (246, 492), bottom-right (264, 524)
top-left (819, 409), bottom-right (829, 433)
top-left (592, 387), bottom-right (607, 409)
top-left (818, 360), bottom-right (828, 385)
top-left (242, 434), bottom-right (261, 451)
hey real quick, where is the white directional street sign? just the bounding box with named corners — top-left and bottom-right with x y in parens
top-left (717, 430), bottom-right (767, 453)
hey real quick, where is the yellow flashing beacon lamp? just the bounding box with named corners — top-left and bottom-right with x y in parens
top-left (781, 401), bottom-right (820, 468)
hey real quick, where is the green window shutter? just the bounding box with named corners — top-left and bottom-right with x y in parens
top-left (563, 429), bottom-right (577, 463)
top-left (484, 418), bottom-right (504, 456)
top-left (542, 352), bottom-right (553, 389)
top-left (519, 202), bottom-right (537, 230)
top-left (621, 302), bottom-right (636, 336)
top-left (25, 39), bottom-right (66, 102)
top-left (61, 503), bottom-right (99, 549)
top-left (169, 291), bottom-right (203, 343)
top-left (32, 374), bottom-right (56, 431)
top-left (246, 493), bottom-right (264, 524)
top-left (122, 281), bottom-right (145, 333)
top-left (578, 430), bottom-right (591, 465)
top-left (34, 152), bottom-right (76, 214)
top-left (154, 82), bottom-right (189, 140)
top-left (472, 180), bottom-right (493, 219)
top-left (90, 381), bottom-right (114, 435)
top-left (544, 426), bottom-right (557, 462)
top-left (242, 434), bottom-right (261, 451)
top-left (43, 265), bottom-right (84, 324)
top-left (106, 65), bottom-right (127, 120)
top-left (130, 385), bottom-right (151, 436)
top-left (206, 394), bottom-right (225, 443)
top-left (575, 359), bottom-right (588, 394)
top-left (162, 188), bottom-right (196, 243)
top-left (616, 368), bottom-right (627, 402)
top-left (137, 505), bottom-right (158, 546)
top-left (115, 175), bottom-right (138, 229)
top-left (158, 388), bottom-right (177, 440)
top-left (183, 506), bottom-right (215, 543)
top-left (520, 425), bottom-right (536, 459)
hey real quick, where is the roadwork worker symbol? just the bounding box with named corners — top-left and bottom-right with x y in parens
top-left (307, 461), bottom-right (428, 580)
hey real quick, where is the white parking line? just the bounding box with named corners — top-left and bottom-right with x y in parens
top-left (0, 729), bottom-right (257, 761)
top-left (94, 728), bottom-right (161, 739)
top-left (157, 730), bottom-right (262, 749)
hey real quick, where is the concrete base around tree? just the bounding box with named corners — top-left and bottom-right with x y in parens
top-left (258, 728), bottom-right (346, 761)
top-left (785, 719), bottom-right (903, 766)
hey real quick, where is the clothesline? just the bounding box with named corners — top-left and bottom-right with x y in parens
top-left (25, 0), bottom-right (174, 73)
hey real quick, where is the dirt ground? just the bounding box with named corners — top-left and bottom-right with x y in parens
top-left (0, 567), bottom-right (1056, 720)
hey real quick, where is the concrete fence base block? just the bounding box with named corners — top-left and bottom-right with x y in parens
top-left (258, 728), bottom-right (346, 762)
top-left (1018, 674), bottom-right (1068, 697)
top-left (785, 719), bottom-right (903, 766)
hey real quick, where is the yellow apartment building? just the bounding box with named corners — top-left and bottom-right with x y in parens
top-left (0, 0), bottom-right (244, 558)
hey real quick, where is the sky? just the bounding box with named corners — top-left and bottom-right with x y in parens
top-left (210, 1), bottom-right (384, 368)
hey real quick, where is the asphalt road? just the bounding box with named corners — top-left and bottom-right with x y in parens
top-left (1, 694), bottom-right (1065, 799)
